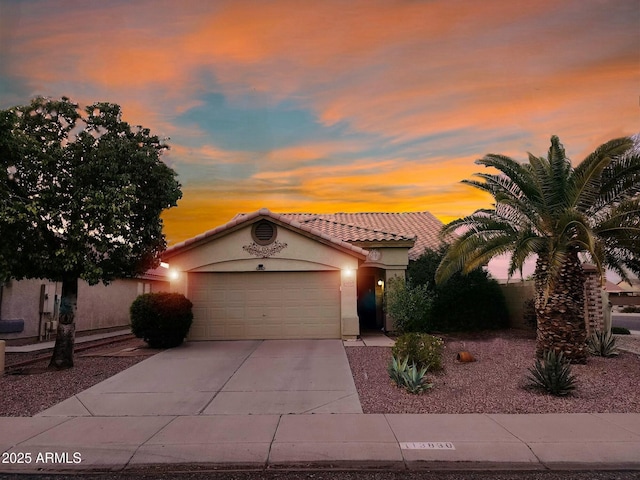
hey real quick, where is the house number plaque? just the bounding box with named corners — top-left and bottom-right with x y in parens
top-left (400, 442), bottom-right (455, 450)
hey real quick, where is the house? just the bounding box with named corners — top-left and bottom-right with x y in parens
top-left (606, 278), bottom-right (640, 309)
top-left (0, 268), bottom-right (170, 345)
top-left (162, 208), bottom-right (444, 341)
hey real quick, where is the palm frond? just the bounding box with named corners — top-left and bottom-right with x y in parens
top-left (573, 137), bottom-right (633, 213)
top-left (508, 231), bottom-right (546, 278)
top-left (592, 140), bottom-right (640, 213)
top-left (438, 135), bottom-right (640, 291)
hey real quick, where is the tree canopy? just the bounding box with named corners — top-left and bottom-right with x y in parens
top-left (1, 96), bottom-right (182, 284)
top-left (436, 135), bottom-right (639, 287)
top-left (435, 135), bottom-right (639, 361)
top-left (1, 96), bottom-right (182, 368)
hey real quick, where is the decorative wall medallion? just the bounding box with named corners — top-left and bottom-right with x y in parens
top-left (367, 249), bottom-right (381, 262)
top-left (243, 240), bottom-right (288, 258)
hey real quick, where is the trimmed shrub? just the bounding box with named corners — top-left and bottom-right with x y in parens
top-left (385, 276), bottom-right (435, 333)
top-left (130, 292), bottom-right (193, 348)
top-left (612, 326), bottom-right (631, 335)
top-left (407, 247), bottom-right (510, 332)
top-left (621, 306), bottom-right (640, 313)
top-left (392, 332), bottom-right (444, 371)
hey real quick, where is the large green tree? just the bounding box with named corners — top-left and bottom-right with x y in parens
top-left (0, 97), bottom-right (182, 368)
top-left (436, 135), bottom-right (639, 363)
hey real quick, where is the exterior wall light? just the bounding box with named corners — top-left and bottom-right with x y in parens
top-left (377, 279), bottom-right (384, 287)
top-left (256, 264), bottom-right (265, 271)
top-left (168, 269), bottom-right (180, 280)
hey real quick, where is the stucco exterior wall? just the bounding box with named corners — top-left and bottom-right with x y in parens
top-left (0, 279), bottom-right (56, 340)
top-left (1, 277), bottom-right (169, 343)
top-left (75, 278), bottom-right (170, 333)
top-left (167, 224), bottom-right (361, 274)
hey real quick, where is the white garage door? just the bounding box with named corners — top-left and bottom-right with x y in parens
top-left (187, 271), bottom-right (341, 340)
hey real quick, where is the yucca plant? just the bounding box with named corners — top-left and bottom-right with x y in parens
top-left (528, 350), bottom-right (577, 396)
top-left (588, 330), bottom-right (619, 357)
top-left (388, 355), bottom-right (433, 394)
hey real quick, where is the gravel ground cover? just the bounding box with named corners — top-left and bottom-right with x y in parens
top-left (346, 330), bottom-right (640, 414)
top-left (2, 330), bottom-right (639, 417)
top-left (1, 337), bottom-right (158, 417)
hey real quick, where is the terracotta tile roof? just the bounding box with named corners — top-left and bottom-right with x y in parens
top-left (295, 216), bottom-right (415, 244)
top-left (605, 280), bottom-right (626, 293)
top-left (282, 211), bottom-right (444, 260)
top-left (164, 208), bottom-right (369, 259)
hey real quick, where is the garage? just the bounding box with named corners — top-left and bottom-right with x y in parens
top-left (162, 209), bottom-right (370, 340)
top-left (187, 271), bottom-right (342, 340)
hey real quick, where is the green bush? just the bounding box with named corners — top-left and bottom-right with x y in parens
top-left (388, 355), bottom-right (433, 394)
top-left (612, 326), bottom-right (631, 335)
top-left (385, 276), bottom-right (435, 333)
top-left (130, 292), bottom-right (193, 348)
top-left (621, 306), bottom-right (640, 313)
top-left (527, 350), bottom-right (577, 396)
top-left (407, 247), bottom-right (509, 332)
top-left (392, 332), bottom-right (444, 371)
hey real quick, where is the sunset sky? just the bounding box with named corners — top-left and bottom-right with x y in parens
top-left (1, 0), bottom-right (638, 252)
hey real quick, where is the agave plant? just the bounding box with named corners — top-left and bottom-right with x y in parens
top-left (402, 363), bottom-right (433, 394)
top-left (528, 350), bottom-right (577, 396)
top-left (388, 355), bottom-right (433, 394)
top-left (388, 355), bottom-right (410, 385)
top-left (588, 330), bottom-right (619, 357)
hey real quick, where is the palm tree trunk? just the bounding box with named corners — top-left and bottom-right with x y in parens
top-left (534, 249), bottom-right (588, 363)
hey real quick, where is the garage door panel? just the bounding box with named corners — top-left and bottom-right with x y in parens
top-left (187, 271), bottom-right (341, 340)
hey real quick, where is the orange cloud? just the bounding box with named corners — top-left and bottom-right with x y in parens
top-left (3, 0), bottom-right (637, 247)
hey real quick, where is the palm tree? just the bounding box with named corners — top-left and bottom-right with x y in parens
top-left (436, 135), bottom-right (640, 363)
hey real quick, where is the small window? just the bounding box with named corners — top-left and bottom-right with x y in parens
top-left (252, 220), bottom-right (277, 245)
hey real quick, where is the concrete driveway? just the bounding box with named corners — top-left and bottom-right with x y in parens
top-left (38, 339), bottom-right (362, 417)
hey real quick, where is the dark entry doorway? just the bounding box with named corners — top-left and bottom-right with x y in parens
top-left (357, 267), bottom-right (384, 330)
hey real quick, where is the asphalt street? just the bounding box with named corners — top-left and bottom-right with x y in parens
top-left (612, 313), bottom-right (640, 331)
top-left (1, 469), bottom-right (639, 480)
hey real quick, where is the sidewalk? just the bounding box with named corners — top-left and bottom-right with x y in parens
top-left (5, 329), bottom-right (132, 353)
top-left (2, 333), bottom-right (639, 473)
top-left (1, 412), bottom-right (639, 472)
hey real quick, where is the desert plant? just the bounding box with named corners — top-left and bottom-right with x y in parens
top-left (588, 330), bottom-right (619, 357)
top-left (388, 355), bottom-right (433, 394)
top-left (612, 326), bottom-right (631, 335)
top-left (130, 292), bottom-right (193, 348)
top-left (387, 355), bottom-right (410, 385)
top-left (527, 350), bottom-right (577, 396)
top-left (392, 332), bottom-right (444, 371)
top-left (385, 276), bottom-right (435, 333)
